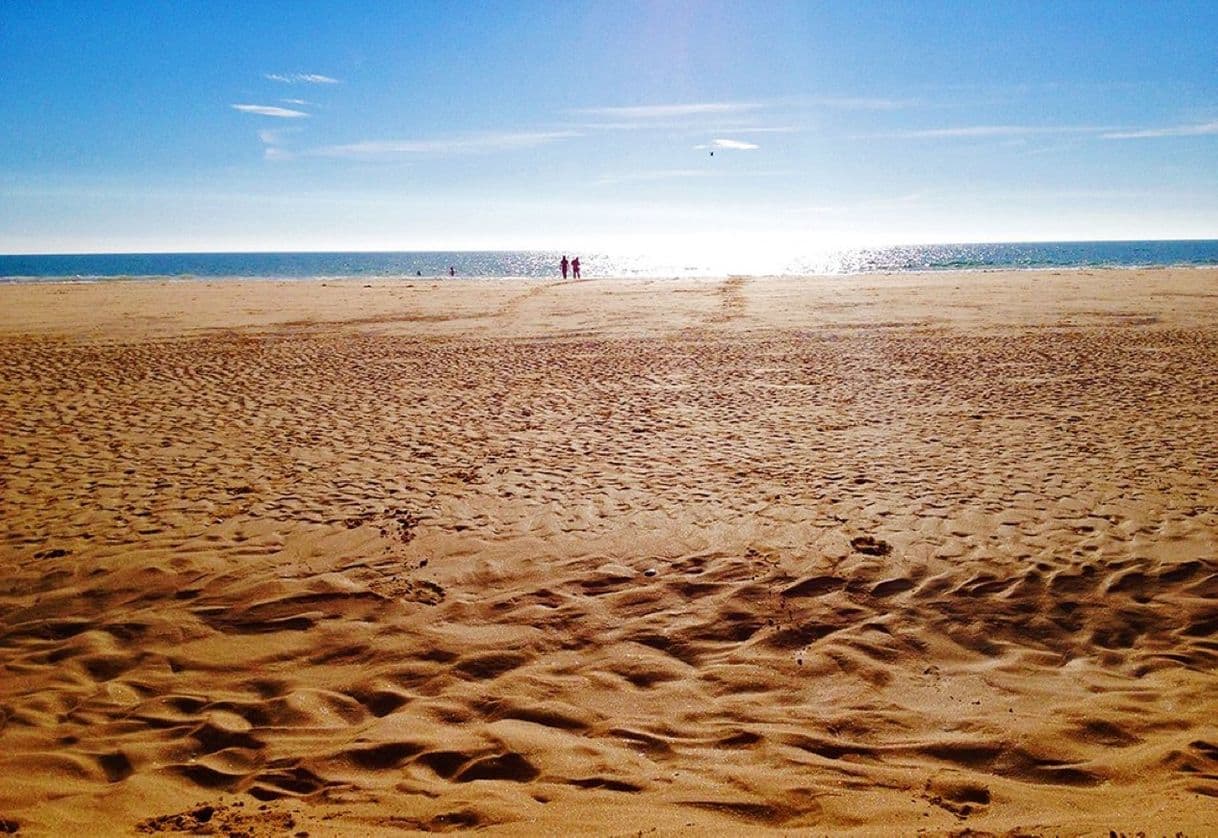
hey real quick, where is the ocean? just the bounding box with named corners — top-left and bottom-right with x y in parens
top-left (2, 240), bottom-right (1217, 282)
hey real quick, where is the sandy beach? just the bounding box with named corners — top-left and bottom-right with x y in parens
top-left (1, 269), bottom-right (1216, 836)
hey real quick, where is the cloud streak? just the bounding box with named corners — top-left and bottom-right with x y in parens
top-left (256, 127), bottom-right (299, 160)
top-left (694, 138), bottom-right (760, 151)
top-left (265, 73), bottom-right (339, 84)
top-left (1103, 120), bottom-right (1218, 139)
top-left (232, 104), bottom-right (309, 118)
top-left (310, 131), bottom-right (580, 158)
top-left (574, 102), bottom-right (762, 119)
top-left (867, 124), bottom-right (1101, 139)
top-left (860, 119), bottom-right (1218, 143)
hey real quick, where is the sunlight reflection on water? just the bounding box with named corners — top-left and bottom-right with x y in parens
top-left (2, 240), bottom-right (1217, 281)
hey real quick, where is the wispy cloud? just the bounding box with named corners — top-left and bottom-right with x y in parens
top-left (310, 131), bottom-right (580, 158)
top-left (574, 102), bottom-right (762, 119)
top-left (281, 98), bottom-right (313, 106)
top-left (571, 120), bottom-right (794, 135)
top-left (867, 124), bottom-right (1100, 139)
top-left (265, 73), bottom-right (339, 85)
top-left (694, 138), bottom-right (760, 151)
top-left (570, 121), bottom-right (652, 132)
top-left (1103, 120), bottom-right (1218, 139)
top-left (256, 127), bottom-right (299, 160)
top-left (232, 104), bottom-right (309, 118)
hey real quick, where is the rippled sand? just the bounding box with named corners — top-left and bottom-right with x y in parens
top-left (1, 270), bottom-right (1216, 835)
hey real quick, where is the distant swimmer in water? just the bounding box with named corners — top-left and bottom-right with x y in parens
top-left (560, 255), bottom-right (569, 279)
top-left (571, 256), bottom-right (581, 279)
top-left (449, 266), bottom-right (456, 276)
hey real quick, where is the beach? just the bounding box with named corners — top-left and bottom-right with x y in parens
top-left (1, 269), bottom-right (1216, 835)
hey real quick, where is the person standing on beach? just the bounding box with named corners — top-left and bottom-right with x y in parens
top-left (572, 256), bottom-right (581, 279)
top-left (560, 255), bottom-right (569, 279)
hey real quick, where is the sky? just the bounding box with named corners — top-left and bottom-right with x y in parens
top-left (1, 0), bottom-right (1216, 255)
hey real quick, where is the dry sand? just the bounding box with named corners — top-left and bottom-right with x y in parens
top-left (1, 269), bottom-right (1216, 836)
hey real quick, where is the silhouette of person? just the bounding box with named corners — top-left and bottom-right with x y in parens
top-left (449, 266), bottom-right (456, 277)
top-left (560, 255), bottom-right (569, 279)
top-left (571, 257), bottom-right (581, 279)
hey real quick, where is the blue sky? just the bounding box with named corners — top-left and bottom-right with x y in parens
top-left (2, 0), bottom-right (1216, 254)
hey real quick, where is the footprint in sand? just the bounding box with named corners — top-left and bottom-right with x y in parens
top-left (850, 535), bottom-right (892, 556)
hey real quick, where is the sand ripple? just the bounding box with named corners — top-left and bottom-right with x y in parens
top-left (1, 274), bottom-right (1216, 834)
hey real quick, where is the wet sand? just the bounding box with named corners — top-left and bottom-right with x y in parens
top-left (1, 269), bottom-right (1216, 835)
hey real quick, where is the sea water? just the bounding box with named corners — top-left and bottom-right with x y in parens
top-left (2, 240), bottom-right (1217, 282)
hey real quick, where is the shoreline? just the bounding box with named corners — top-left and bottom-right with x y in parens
top-left (3, 261), bottom-right (1218, 284)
